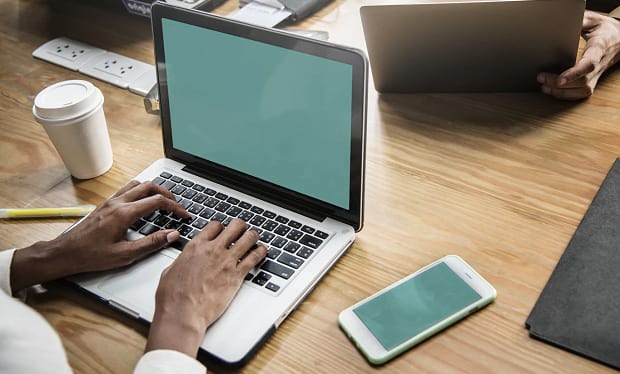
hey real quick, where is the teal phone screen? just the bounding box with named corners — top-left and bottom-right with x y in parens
top-left (353, 262), bottom-right (481, 350)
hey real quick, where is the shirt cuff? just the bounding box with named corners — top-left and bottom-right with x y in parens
top-left (134, 350), bottom-right (206, 374)
top-left (0, 248), bottom-right (17, 296)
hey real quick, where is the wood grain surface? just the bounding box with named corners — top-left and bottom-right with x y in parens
top-left (1, 0), bottom-right (618, 372)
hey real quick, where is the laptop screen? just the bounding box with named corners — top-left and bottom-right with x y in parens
top-left (161, 18), bottom-right (353, 210)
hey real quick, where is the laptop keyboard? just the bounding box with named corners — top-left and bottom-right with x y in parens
top-left (129, 172), bottom-right (331, 295)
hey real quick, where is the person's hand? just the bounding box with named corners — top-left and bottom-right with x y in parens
top-left (537, 11), bottom-right (620, 100)
top-left (10, 180), bottom-right (190, 293)
top-left (145, 219), bottom-right (267, 357)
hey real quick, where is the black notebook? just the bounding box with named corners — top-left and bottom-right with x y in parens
top-left (526, 158), bottom-right (620, 369)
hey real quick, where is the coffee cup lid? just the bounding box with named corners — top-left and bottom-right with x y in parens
top-left (33, 80), bottom-right (103, 124)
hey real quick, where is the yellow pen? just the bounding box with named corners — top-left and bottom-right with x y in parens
top-left (0, 205), bottom-right (96, 219)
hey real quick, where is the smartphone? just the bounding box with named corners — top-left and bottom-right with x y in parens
top-left (338, 255), bottom-right (496, 365)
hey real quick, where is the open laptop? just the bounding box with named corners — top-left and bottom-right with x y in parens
top-left (70, 2), bottom-right (367, 366)
top-left (360, 0), bottom-right (585, 93)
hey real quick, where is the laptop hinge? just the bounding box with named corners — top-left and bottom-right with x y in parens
top-left (182, 163), bottom-right (327, 222)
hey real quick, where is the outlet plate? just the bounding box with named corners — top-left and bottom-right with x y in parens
top-left (32, 37), bottom-right (106, 71)
top-left (79, 52), bottom-right (154, 89)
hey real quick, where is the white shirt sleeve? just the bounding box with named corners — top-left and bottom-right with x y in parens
top-left (0, 249), bottom-right (72, 374)
top-left (0, 248), bottom-right (17, 295)
top-left (134, 350), bottom-right (206, 374)
top-left (0, 248), bottom-right (205, 374)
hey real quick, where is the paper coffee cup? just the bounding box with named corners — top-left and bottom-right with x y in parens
top-left (33, 80), bottom-right (113, 179)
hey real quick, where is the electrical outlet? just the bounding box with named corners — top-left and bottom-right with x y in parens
top-left (79, 52), bottom-right (155, 89)
top-left (32, 37), bottom-right (106, 71)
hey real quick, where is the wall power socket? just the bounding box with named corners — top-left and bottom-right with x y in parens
top-left (33, 37), bottom-right (157, 97)
top-left (80, 51), bottom-right (156, 93)
top-left (32, 37), bottom-right (106, 71)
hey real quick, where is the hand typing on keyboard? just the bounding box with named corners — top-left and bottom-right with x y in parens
top-left (10, 179), bottom-right (190, 292)
top-left (146, 218), bottom-right (267, 357)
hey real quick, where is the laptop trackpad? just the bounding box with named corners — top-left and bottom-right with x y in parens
top-left (97, 253), bottom-right (173, 315)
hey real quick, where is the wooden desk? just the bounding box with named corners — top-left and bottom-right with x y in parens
top-left (1, 0), bottom-right (618, 372)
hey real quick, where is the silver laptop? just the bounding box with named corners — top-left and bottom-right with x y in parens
top-left (70, 2), bottom-right (367, 366)
top-left (360, 0), bottom-right (585, 93)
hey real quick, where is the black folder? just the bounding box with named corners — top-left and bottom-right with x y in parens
top-left (526, 158), bottom-right (620, 369)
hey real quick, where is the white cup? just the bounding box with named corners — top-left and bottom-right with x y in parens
top-left (33, 80), bottom-right (113, 179)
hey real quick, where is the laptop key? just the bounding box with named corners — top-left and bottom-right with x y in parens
top-left (271, 236), bottom-right (287, 248)
top-left (238, 211), bottom-right (254, 222)
top-left (179, 199), bottom-right (193, 209)
top-left (178, 225), bottom-right (193, 237)
top-left (192, 184), bottom-right (205, 192)
top-left (162, 180), bottom-right (176, 190)
top-left (154, 215), bottom-right (171, 227)
top-left (164, 220), bottom-right (181, 230)
top-left (300, 234), bottom-right (323, 249)
top-left (204, 197), bottom-right (219, 208)
top-left (267, 247), bottom-right (281, 259)
top-left (252, 271), bottom-right (272, 286)
top-left (226, 197), bottom-right (240, 205)
top-left (274, 224), bottom-right (291, 236)
top-left (263, 210), bottom-right (277, 219)
top-left (297, 247), bottom-right (314, 259)
top-left (265, 282), bottom-right (280, 292)
top-left (192, 193), bottom-right (207, 204)
top-left (180, 215), bottom-right (196, 225)
top-left (171, 185), bottom-right (187, 195)
top-left (250, 206), bottom-right (264, 214)
top-left (222, 217), bottom-right (233, 227)
top-left (215, 192), bottom-right (228, 200)
top-left (315, 230), bottom-right (329, 239)
top-left (215, 202), bottom-right (231, 212)
top-left (226, 206), bottom-right (242, 217)
top-left (192, 218), bottom-right (208, 229)
top-left (275, 215), bottom-right (289, 224)
top-left (188, 203), bottom-right (204, 215)
top-left (259, 231), bottom-right (275, 243)
top-left (239, 201), bottom-right (252, 209)
top-left (288, 220), bottom-right (302, 229)
top-left (283, 242), bottom-right (300, 253)
top-left (170, 175), bottom-right (183, 183)
top-left (181, 180), bottom-right (194, 188)
top-left (139, 223), bottom-right (160, 235)
top-left (262, 220), bottom-right (278, 232)
top-left (143, 211), bottom-right (159, 222)
top-left (130, 219), bottom-right (147, 231)
top-left (182, 189), bottom-right (197, 199)
top-left (245, 273), bottom-right (254, 281)
top-left (170, 237), bottom-right (189, 250)
top-left (160, 172), bottom-right (172, 179)
top-left (212, 213), bottom-right (227, 223)
top-left (152, 176), bottom-right (165, 185)
top-left (301, 225), bottom-right (315, 234)
top-left (249, 215), bottom-right (266, 226)
top-left (205, 188), bottom-right (216, 196)
top-left (260, 260), bottom-right (294, 279)
top-left (286, 229), bottom-right (303, 242)
top-left (277, 253), bottom-right (304, 269)
top-left (199, 207), bottom-right (216, 219)
top-left (188, 230), bottom-right (199, 239)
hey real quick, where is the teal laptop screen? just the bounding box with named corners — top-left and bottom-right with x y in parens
top-left (353, 262), bottom-right (481, 350)
top-left (162, 19), bottom-right (353, 209)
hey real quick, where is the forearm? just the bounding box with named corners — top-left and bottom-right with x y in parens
top-left (145, 310), bottom-right (206, 358)
top-left (10, 239), bottom-right (73, 293)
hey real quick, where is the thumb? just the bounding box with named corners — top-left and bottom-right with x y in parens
top-left (124, 229), bottom-right (180, 258)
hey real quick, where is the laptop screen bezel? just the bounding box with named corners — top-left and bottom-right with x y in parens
top-left (151, 3), bottom-right (367, 231)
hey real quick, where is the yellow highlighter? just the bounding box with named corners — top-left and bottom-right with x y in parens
top-left (0, 205), bottom-right (96, 219)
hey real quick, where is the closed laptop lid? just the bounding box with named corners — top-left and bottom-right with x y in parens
top-left (151, 3), bottom-right (368, 230)
top-left (360, 0), bottom-right (585, 93)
